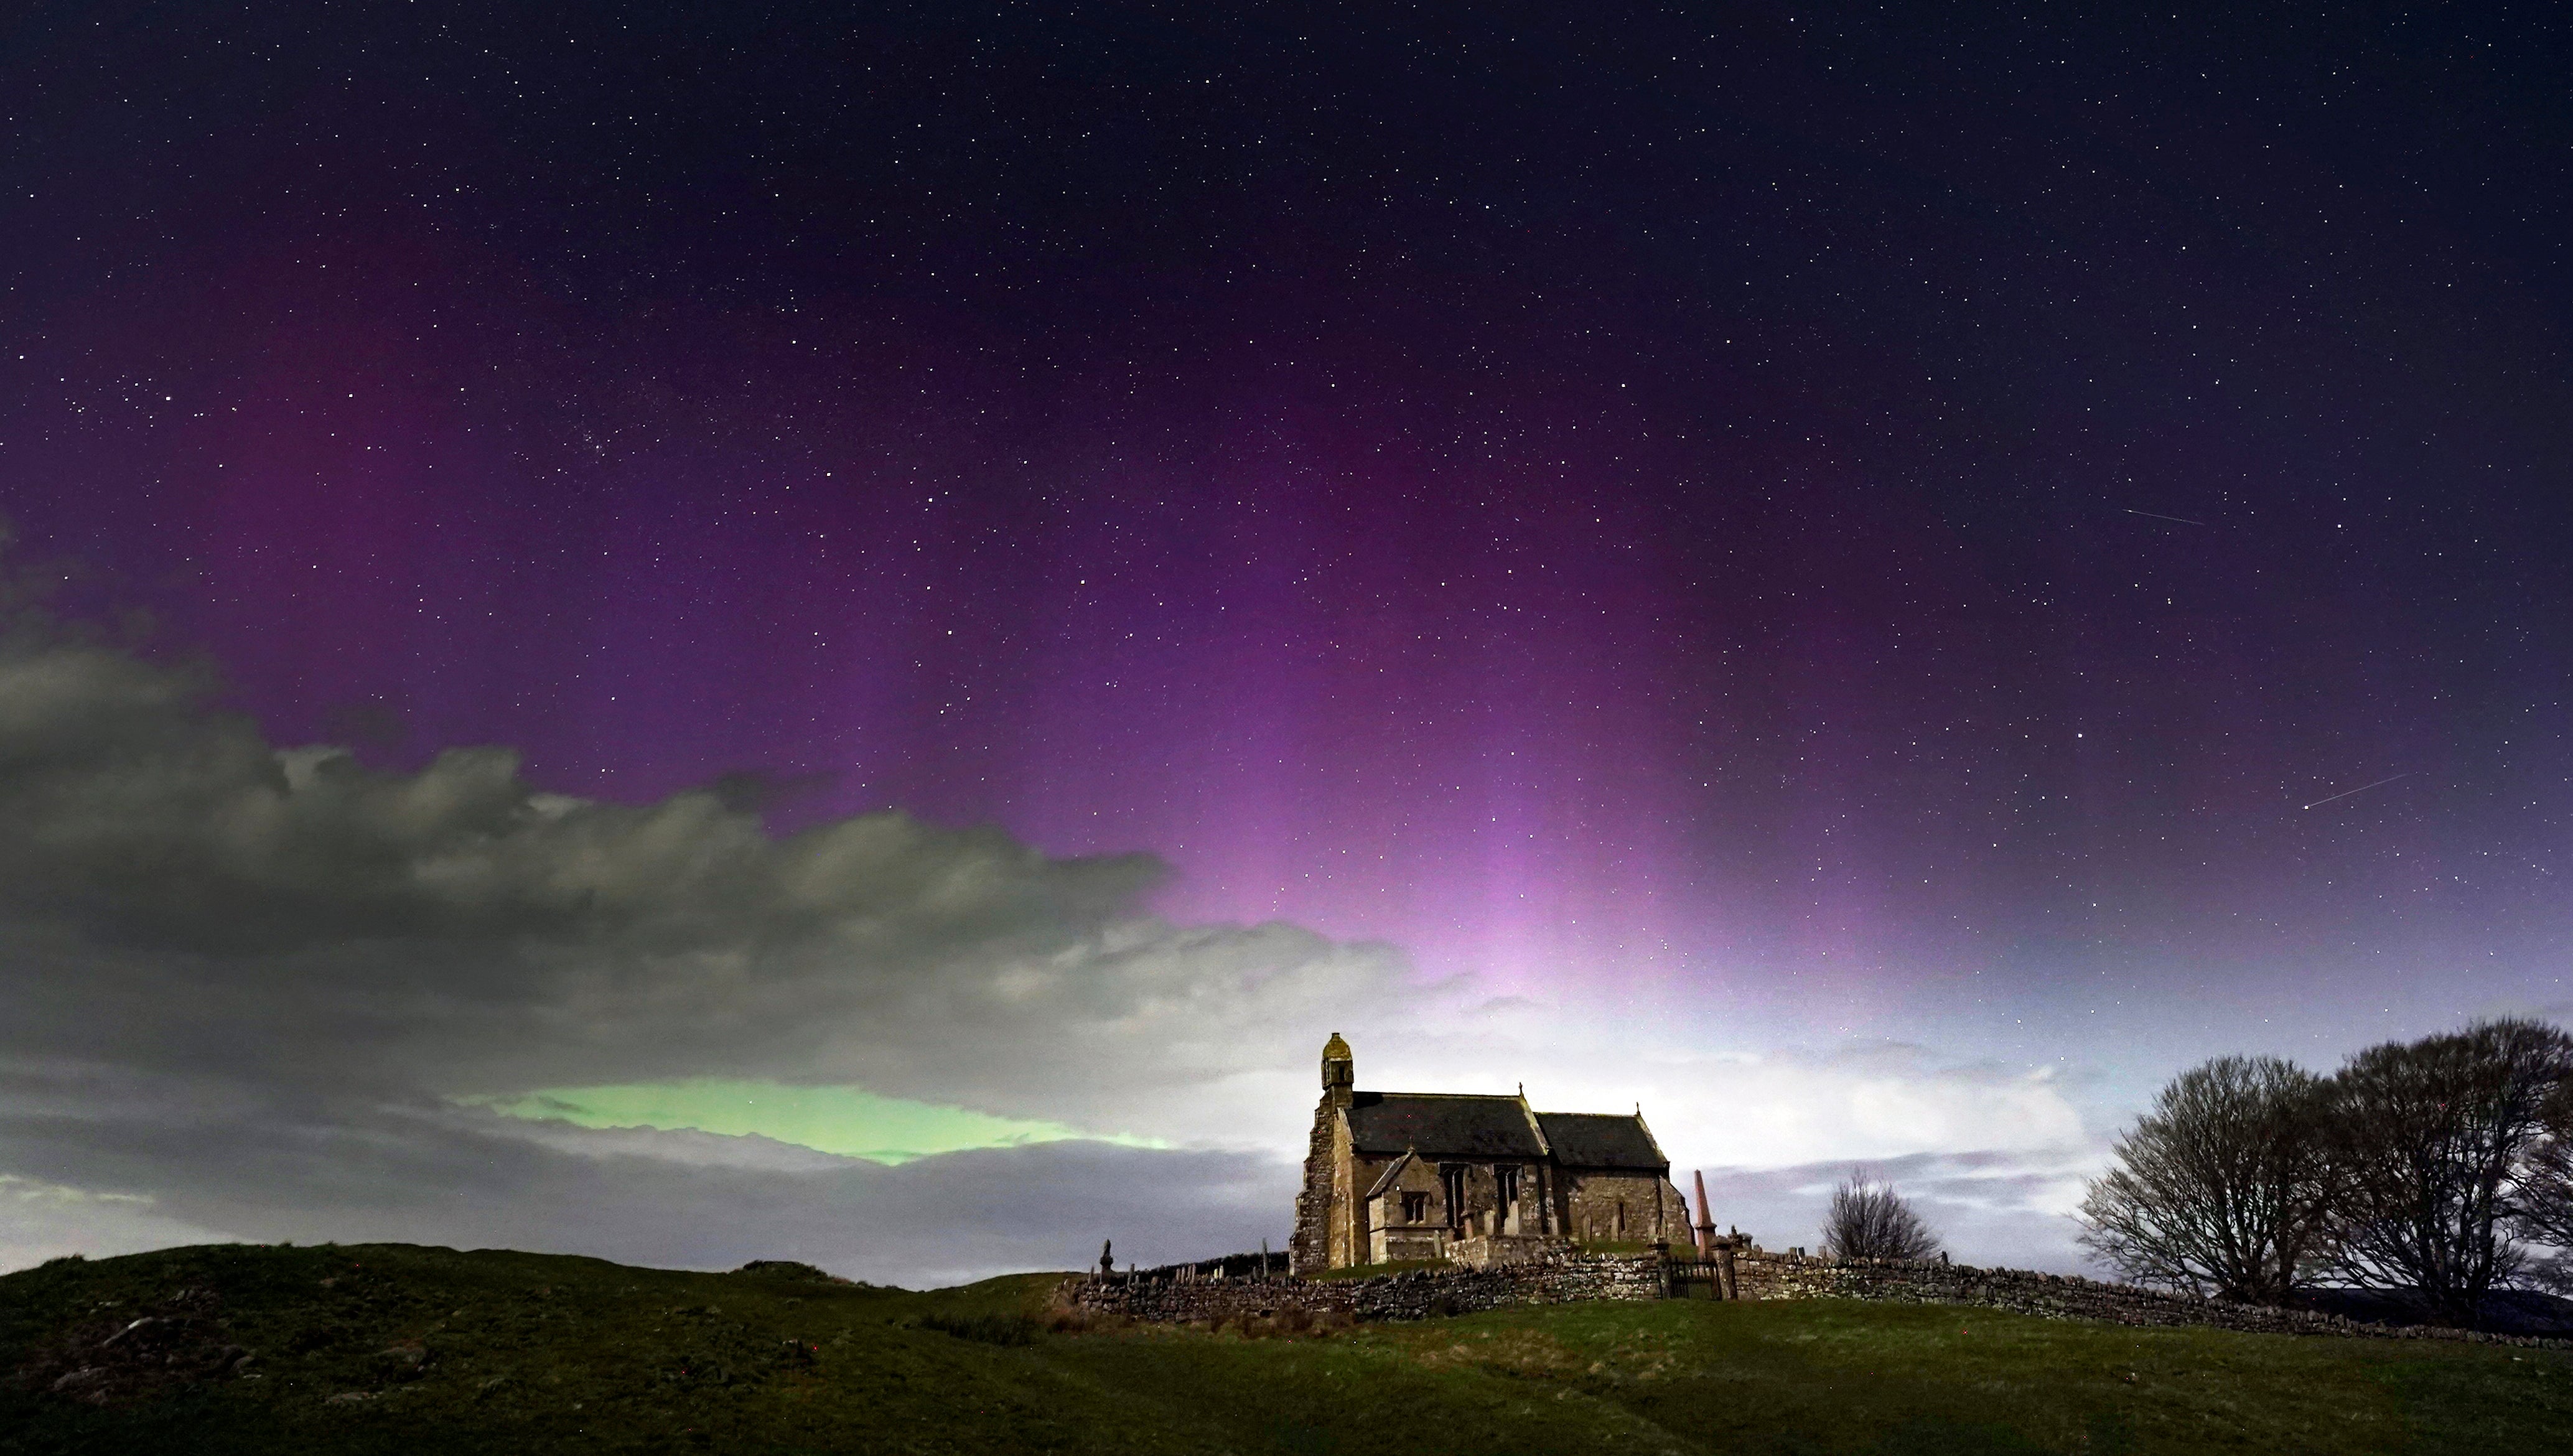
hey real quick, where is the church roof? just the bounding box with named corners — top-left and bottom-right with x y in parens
top-left (1343, 1092), bottom-right (1546, 1158)
top-left (1342, 1091), bottom-right (1669, 1171)
top-left (1534, 1111), bottom-right (1666, 1170)
top-left (1363, 1150), bottom-right (1417, 1200)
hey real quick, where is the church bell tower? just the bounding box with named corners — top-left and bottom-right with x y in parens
top-left (1322, 1031), bottom-right (1355, 1108)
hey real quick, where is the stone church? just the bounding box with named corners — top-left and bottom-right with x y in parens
top-left (1289, 1033), bottom-right (1688, 1273)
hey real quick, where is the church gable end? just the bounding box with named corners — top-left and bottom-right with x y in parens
top-left (1364, 1150), bottom-right (1453, 1264)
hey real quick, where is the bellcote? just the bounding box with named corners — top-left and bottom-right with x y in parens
top-left (1321, 1032), bottom-right (1355, 1106)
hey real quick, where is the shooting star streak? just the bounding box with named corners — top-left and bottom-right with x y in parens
top-left (2122, 508), bottom-right (2207, 526)
top-left (2302, 773), bottom-right (2412, 810)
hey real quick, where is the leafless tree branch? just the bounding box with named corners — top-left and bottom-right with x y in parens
top-left (2076, 1055), bottom-right (2335, 1304)
top-left (1824, 1169), bottom-right (1939, 1261)
top-left (2326, 1018), bottom-right (2573, 1325)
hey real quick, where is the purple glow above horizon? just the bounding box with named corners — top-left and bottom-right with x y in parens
top-left (5, 2), bottom-right (2569, 1062)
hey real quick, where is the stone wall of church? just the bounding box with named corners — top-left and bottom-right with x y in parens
top-left (1343, 1152), bottom-right (1406, 1263)
top-left (1559, 1170), bottom-right (1680, 1244)
top-left (1287, 1097), bottom-right (1337, 1276)
top-left (1326, 1115), bottom-right (1365, 1267)
top-left (1423, 1159), bottom-right (1549, 1239)
top-left (1438, 1160), bottom-right (1488, 1236)
top-left (1325, 1150), bottom-right (1571, 1267)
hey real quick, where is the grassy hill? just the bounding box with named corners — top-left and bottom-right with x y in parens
top-left (6, 1243), bottom-right (2571, 1454)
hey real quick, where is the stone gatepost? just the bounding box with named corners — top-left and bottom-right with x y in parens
top-left (1706, 1231), bottom-right (1752, 1300)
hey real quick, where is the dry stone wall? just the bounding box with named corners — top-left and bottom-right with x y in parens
top-left (1724, 1251), bottom-right (2572, 1350)
top-left (1070, 1248), bottom-right (2571, 1350)
top-left (1060, 1253), bottom-right (1663, 1326)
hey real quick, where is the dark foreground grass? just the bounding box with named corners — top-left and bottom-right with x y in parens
top-left (6, 1243), bottom-right (2570, 1454)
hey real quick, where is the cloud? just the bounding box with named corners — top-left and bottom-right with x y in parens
top-left (441, 1114), bottom-right (1296, 1286)
top-left (0, 1173), bottom-right (246, 1273)
top-left (1645, 1043), bottom-right (2089, 1168)
top-left (1689, 1149), bottom-right (2104, 1273)
top-left (0, 621), bottom-right (1415, 1276)
top-left (1302, 1011), bottom-right (2091, 1180)
top-left (0, 623), bottom-right (1417, 1131)
top-left (464, 1079), bottom-right (1165, 1164)
top-left (1, 1080), bottom-right (1290, 1287)
top-left (0, 634), bottom-right (1148, 960)
top-left (0, 620), bottom-right (2111, 1282)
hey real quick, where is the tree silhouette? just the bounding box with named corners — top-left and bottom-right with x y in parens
top-left (1823, 1169), bottom-right (1939, 1261)
top-left (2078, 1055), bottom-right (2335, 1304)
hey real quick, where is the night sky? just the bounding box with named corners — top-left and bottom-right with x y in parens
top-left (3, 2), bottom-right (2569, 1280)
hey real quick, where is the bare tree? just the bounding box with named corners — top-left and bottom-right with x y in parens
top-left (2076, 1055), bottom-right (2335, 1304)
top-left (1823, 1169), bottom-right (1939, 1261)
top-left (2325, 1018), bottom-right (2573, 1327)
top-left (2513, 1081), bottom-right (2573, 1294)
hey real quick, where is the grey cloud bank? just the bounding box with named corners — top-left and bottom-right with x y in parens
top-left (0, 620), bottom-right (1408, 1276)
top-left (0, 622), bottom-right (2098, 1280)
top-left (5, 1098), bottom-right (1290, 1288)
top-left (0, 624), bottom-right (1410, 1121)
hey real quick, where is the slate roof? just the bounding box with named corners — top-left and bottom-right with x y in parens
top-left (1343, 1092), bottom-right (1669, 1171)
top-left (1363, 1150), bottom-right (1418, 1200)
top-left (1534, 1112), bottom-right (1666, 1170)
top-left (1342, 1093), bottom-right (1546, 1158)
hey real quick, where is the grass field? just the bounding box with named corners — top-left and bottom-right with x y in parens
top-left (6, 1242), bottom-right (2570, 1454)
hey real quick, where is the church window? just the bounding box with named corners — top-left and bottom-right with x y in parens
top-left (1495, 1165), bottom-right (1521, 1208)
top-left (1441, 1165), bottom-right (1468, 1227)
top-left (1401, 1192), bottom-right (1428, 1223)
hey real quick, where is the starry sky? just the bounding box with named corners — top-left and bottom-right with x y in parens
top-left (2, 2), bottom-right (2569, 1279)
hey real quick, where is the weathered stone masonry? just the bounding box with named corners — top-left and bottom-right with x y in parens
top-left (1066, 1249), bottom-right (2571, 1350)
top-left (1723, 1251), bottom-right (2569, 1346)
top-left (1289, 1033), bottom-right (1684, 1274)
top-left (1249, 1033), bottom-right (2570, 1347)
top-left (1062, 1254), bottom-right (1667, 1326)
top-left (1287, 1083), bottom-right (1340, 1275)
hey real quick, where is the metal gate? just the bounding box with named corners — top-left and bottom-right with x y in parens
top-left (1663, 1255), bottom-right (1741, 1300)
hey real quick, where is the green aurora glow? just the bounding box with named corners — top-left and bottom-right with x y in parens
top-left (467, 1080), bottom-right (1161, 1165)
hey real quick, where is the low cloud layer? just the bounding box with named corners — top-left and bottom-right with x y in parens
top-left (0, 622), bottom-right (2104, 1280)
top-left (0, 1103), bottom-right (1291, 1287)
top-left (0, 624), bottom-right (1413, 1132)
top-left (1693, 1150), bottom-right (2098, 1271)
top-left (467, 1080), bottom-right (1163, 1164)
